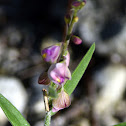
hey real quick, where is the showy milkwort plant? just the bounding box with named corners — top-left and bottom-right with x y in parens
top-left (38, 0), bottom-right (95, 125)
top-left (0, 1), bottom-right (126, 126)
top-left (0, 0), bottom-right (97, 126)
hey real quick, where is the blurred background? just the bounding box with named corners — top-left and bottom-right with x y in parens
top-left (0, 0), bottom-right (126, 126)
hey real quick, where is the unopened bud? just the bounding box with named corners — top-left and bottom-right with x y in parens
top-left (81, 0), bottom-right (86, 6)
top-left (83, 0), bottom-right (86, 4)
top-left (64, 14), bottom-right (71, 24)
top-left (38, 72), bottom-right (50, 85)
top-left (72, 0), bottom-right (86, 10)
top-left (73, 16), bottom-right (79, 23)
top-left (72, 1), bottom-right (81, 7)
top-left (71, 35), bottom-right (82, 45)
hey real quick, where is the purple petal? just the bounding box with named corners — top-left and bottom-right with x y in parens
top-left (41, 44), bottom-right (61, 63)
top-left (48, 62), bottom-right (71, 85)
top-left (64, 51), bottom-right (70, 66)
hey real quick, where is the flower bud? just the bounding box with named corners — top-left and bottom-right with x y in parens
top-left (71, 35), bottom-right (82, 45)
top-left (48, 62), bottom-right (71, 85)
top-left (72, 1), bottom-right (81, 7)
top-left (41, 44), bottom-right (61, 63)
top-left (64, 14), bottom-right (71, 24)
top-left (83, 0), bottom-right (86, 4)
top-left (73, 16), bottom-right (79, 23)
top-left (38, 72), bottom-right (50, 85)
top-left (72, 0), bottom-right (86, 10)
top-left (52, 90), bottom-right (71, 112)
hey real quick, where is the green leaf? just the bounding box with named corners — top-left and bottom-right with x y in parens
top-left (0, 93), bottom-right (30, 126)
top-left (64, 43), bottom-right (95, 95)
top-left (114, 122), bottom-right (126, 126)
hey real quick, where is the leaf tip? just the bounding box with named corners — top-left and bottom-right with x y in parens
top-left (93, 42), bottom-right (95, 49)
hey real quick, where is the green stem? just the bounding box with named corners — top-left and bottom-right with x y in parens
top-left (62, 11), bottom-right (77, 57)
top-left (44, 111), bottom-right (51, 126)
top-left (67, 11), bottom-right (77, 37)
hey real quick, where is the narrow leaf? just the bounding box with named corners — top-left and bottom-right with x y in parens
top-left (0, 93), bottom-right (30, 126)
top-left (114, 122), bottom-right (126, 126)
top-left (64, 43), bottom-right (95, 95)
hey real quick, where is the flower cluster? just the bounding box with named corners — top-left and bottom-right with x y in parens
top-left (38, 0), bottom-right (86, 113)
top-left (40, 43), bottom-right (71, 86)
top-left (38, 43), bottom-right (71, 112)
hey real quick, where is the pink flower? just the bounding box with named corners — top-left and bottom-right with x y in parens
top-left (41, 44), bottom-right (61, 63)
top-left (52, 90), bottom-right (71, 112)
top-left (48, 62), bottom-right (71, 85)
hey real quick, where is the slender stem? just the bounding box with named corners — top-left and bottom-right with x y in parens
top-left (44, 111), bottom-right (51, 126)
top-left (62, 0), bottom-right (73, 42)
top-left (62, 11), bottom-right (77, 57)
top-left (67, 13), bottom-right (76, 36)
